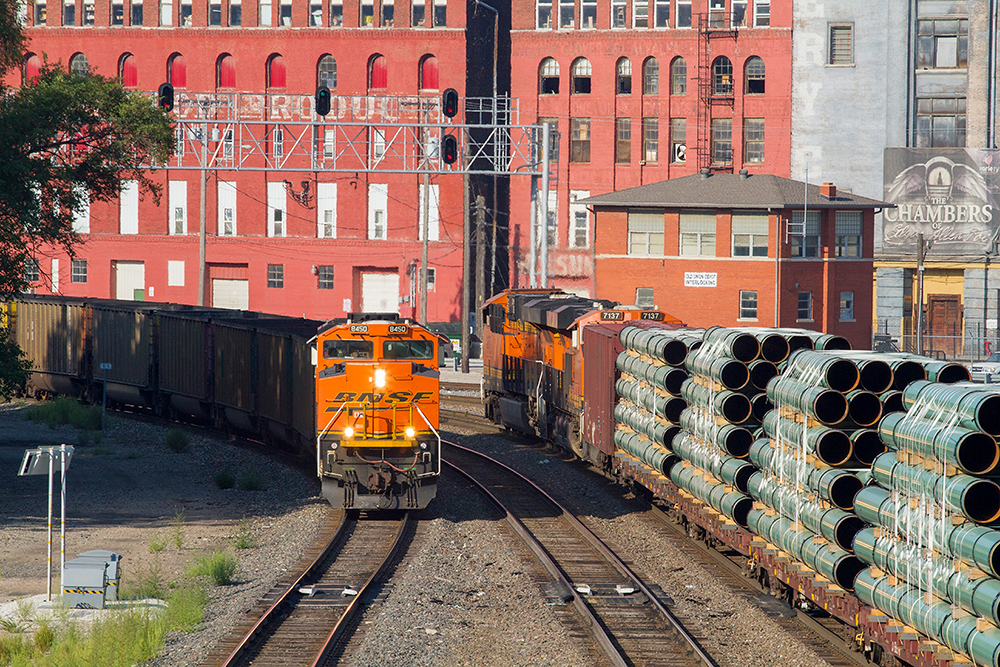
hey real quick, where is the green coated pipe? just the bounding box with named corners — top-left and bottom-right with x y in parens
top-left (614, 402), bottom-right (680, 448)
top-left (684, 347), bottom-right (750, 391)
top-left (747, 359), bottom-right (779, 391)
top-left (783, 349), bottom-right (860, 392)
top-left (747, 472), bottom-right (864, 551)
top-left (680, 379), bottom-right (752, 424)
top-left (767, 328), bottom-right (850, 351)
top-left (669, 461), bottom-right (753, 526)
top-left (901, 380), bottom-right (1000, 436)
top-left (621, 327), bottom-right (692, 366)
top-left (700, 326), bottom-right (761, 363)
top-left (878, 411), bottom-right (1000, 476)
top-left (893, 353), bottom-right (972, 384)
top-left (616, 378), bottom-right (686, 423)
top-left (671, 432), bottom-right (755, 491)
top-left (879, 390), bottom-right (905, 414)
top-left (617, 352), bottom-right (689, 396)
top-left (728, 327), bottom-right (792, 363)
top-left (848, 429), bottom-right (886, 466)
top-left (678, 408), bottom-right (754, 457)
top-left (870, 452), bottom-right (1000, 524)
top-left (853, 485), bottom-right (1000, 578)
top-left (614, 429), bottom-right (679, 476)
top-left (765, 375), bottom-right (849, 426)
top-left (762, 410), bottom-right (853, 466)
top-left (750, 392), bottom-right (772, 423)
top-left (842, 389), bottom-right (883, 428)
top-left (748, 438), bottom-right (862, 510)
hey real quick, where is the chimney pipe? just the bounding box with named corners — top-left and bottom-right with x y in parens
top-left (821, 182), bottom-right (836, 198)
top-left (700, 168), bottom-right (711, 179)
top-left (739, 169), bottom-right (749, 180)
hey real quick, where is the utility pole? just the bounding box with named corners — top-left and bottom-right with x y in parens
top-left (539, 123), bottom-right (551, 288)
top-left (419, 99), bottom-right (432, 324)
top-left (460, 173), bottom-right (471, 373)
top-left (475, 195), bottom-right (487, 317)
top-left (198, 111), bottom-right (208, 306)
top-left (916, 232), bottom-right (925, 356)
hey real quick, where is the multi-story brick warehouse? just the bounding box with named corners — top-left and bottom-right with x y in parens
top-left (7, 0), bottom-right (506, 322)
top-left (509, 0), bottom-right (793, 296)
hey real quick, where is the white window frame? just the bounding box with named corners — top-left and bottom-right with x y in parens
top-left (731, 0), bottom-right (747, 27)
top-left (169, 180), bottom-right (187, 235)
top-left (268, 181), bottom-right (286, 237)
top-left (72, 187), bottom-right (90, 234)
top-left (739, 290), bottom-right (758, 320)
top-left (731, 212), bottom-right (769, 257)
top-left (317, 182), bottom-right (337, 238)
top-left (51, 259), bottom-right (59, 293)
top-left (279, 0), bottom-right (291, 25)
top-left (679, 211), bottom-right (716, 256)
top-left (370, 128), bottom-right (386, 164)
top-left (627, 211), bottom-right (664, 256)
top-left (545, 189), bottom-right (558, 247)
top-left (581, 0), bottom-right (596, 28)
top-left (418, 183), bottom-right (440, 241)
top-left (368, 183), bottom-right (388, 240)
top-left (217, 180), bottom-right (237, 236)
top-left (632, 0), bottom-right (647, 28)
top-left (569, 190), bottom-right (590, 248)
top-left (168, 260), bottom-right (185, 286)
top-left (120, 180), bottom-right (139, 234)
top-left (160, 0), bottom-right (172, 26)
top-left (259, 0), bottom-right (271, 25)
top-left (753, 0), bottom-right (769, 27)
top-left (797, 291), bottom-right (813, 321)
top-left (536, 0), bottom-right (552, 29)
top-left (558, 0), bottom-right (573, 28)
top-left (676, 0), bottom-right (690, 28)
top-left (840, 290), bottom-right (855, 322)
top-left (179, 0), bottom-right (191, 24)
top-left (611, 0), bottom-right (626, 28)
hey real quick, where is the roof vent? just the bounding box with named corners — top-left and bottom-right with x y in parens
top-left (739, 169), bottom-right (749, 180)
top-left (700, 168), bottom-right (711, 180)
top-left (820, 182), bottom-right (837, 199)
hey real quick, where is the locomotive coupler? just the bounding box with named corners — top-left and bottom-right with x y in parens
top-left (368, 469), bottom-right (393, 494)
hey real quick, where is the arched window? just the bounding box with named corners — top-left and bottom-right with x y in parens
top-left (419, 55), bottom-right (438, 91)
top-left (318, 54), bottom-right (336, 89)
top-left (670, 57), bottom-right (686, 95)
top-left (712, 56), bottom-right (733, 96)
top-left (744, 56), bottom-right (765, 94)
top-left (267, 54), bottom-right (286, 89)
top-left (643, 57), bottom-right (658, 95)
top-left (571, 58), bottom-right (591, 94)
top-left (70, 53), bottom-right (89, 77)
top-left (539, 57), bottom-right (559, 95)
top-left (119, 53), bottom-right (137, 87)
top-left (217, 54), bottom-right (236, 89)
top-left (616, 57), bottom-right (631, 95)
top-left (369, 54), bottom-right (387, 90)
top-left (24, 53), bottom-right (42, 84)
top-left (168, 53), bottom-right (186, 88)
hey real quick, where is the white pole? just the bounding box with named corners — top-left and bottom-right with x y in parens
top-left (60, 444), bottom-right (67, 598)
top-left (46, 449), bottom-right (53, 602)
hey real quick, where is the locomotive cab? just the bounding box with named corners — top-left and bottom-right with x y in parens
top-left (315, 313), bottom-right (440, 509)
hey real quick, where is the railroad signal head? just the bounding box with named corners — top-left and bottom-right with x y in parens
top-left (442, 134), bottom-right (459, 164)
top-left (315, 86), bottom-right (331, 116)
top-left (441, 88), bottom-right (459, 118)
top-left (157, 83), bottom-right (174, 112)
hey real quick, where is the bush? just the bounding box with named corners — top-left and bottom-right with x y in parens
top-left (189, 551), bottom-right (238, 586)
top-left (120, 561), bottom-right (166, 600)
top-left (171, 510), bottom-right (186, 550)
top-left (213, 470), bottom-right (235, 490)
top-left (33, 623), bottom-right (54, 653)
top-left (164, 428), bottom-right (190, 453)
top-left (236, 471), bottom-right (262, 491)
top-left (148, 534), bottom-right (167, 553)
top-left (164, 586), bottom-right (207, 633)
top-left (232, 517), bottom-right (256, 550)
top-left (23, 397), bottom-right (101, 431)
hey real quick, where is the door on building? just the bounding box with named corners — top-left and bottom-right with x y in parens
top-left (361, 273), bottom-right (399, 313)
top-left (212, 279), bottom-right (250, 310)
top-left (114, 261), bottom-right (145, 301)
top-left (926, 294), bottom-right (962, 358)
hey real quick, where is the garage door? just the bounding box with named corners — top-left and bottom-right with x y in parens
top-left (115, 261), bottom-right (145, 301)
top-left (361, 273), bottom-right (399, 313)
top-left (212, 279), bottom-right (249, 310)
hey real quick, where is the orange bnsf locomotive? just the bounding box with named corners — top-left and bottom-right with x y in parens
top-left (315, 313), bottom-right (440, 510)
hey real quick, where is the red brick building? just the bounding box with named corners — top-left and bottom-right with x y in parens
top-left (509, 0), bottom-right (793, 296)
top-left (7, 0), bottom-right (487, 322)
top-left (583, 171), bottom-right (889, 348)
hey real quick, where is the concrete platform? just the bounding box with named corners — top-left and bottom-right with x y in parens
top-left (440, 358), bottom-right (483, 386)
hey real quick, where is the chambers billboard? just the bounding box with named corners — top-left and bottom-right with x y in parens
top-left (883, 148), bottom-right (1000, 257)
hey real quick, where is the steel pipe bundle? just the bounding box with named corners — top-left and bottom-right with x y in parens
top-left (765, 375), bottom-right (849, 426)
top-left (616, 352), bottom-right (689, 396)
top-left (613, 430), bottom-right (679, 476)
top-left (853, 527), bottom-right (1000, 628)
top-left (766, 328), bottom-right (850, 351)
top-left (680, 379), bottom-right (752, 424)
top-left (855, 569), bottom-right (1000, 667)
top-left (728, 327), bottom-right (792, 363)
top-left (747, 472), bottom-right (865, 551)
top-left (748, 439), bottom-right (862, 510)
top-left (669, 461), bottom-right (753, 526)
top-left (748, 509), bottom-right (866, 589)
top-left (683, 348), bottom-right (751, 391)
top-left (901, 380), bottom-right (1000, 437)
top-left (761, 411), bottom-right (853, 467)
top-left (782, 349), bottom-right (860, 393)
top-left (892, 354), bottom-right (972, 384)
top-left (620, 326), bottom-right (702, 366)
top-left (615, 378), bottom-right (686, 423)
top-left (878, 412), bottom-right (1000, 476)
top-left (854, 485), bottom-right (1000, 578)
top-left (614, 402), bottom-right (680, 448)
top-left (870, 452), bottom-right (1000, 524)
top-left (678, 408), bottom-right (754, 457)
top-left (671, 432), bottom-right (755, 492)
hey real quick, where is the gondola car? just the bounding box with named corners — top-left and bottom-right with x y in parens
top-left (315, 312), bottom-right (440, 509)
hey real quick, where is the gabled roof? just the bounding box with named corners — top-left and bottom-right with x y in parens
top-left (579, 172), bottom-right (893, 210)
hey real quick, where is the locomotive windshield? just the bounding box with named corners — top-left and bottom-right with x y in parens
top-left (383, 340), bottom-right (434, 360)
top-left (323, 339), bottom-right (374, 359)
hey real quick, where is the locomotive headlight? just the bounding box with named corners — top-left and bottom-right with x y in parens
top-left (405, 426), bottom-right (415, 439)
top-left (344, 426), bottom-right (354, 438)
top-left (374, 368), bottom-right (386, 388)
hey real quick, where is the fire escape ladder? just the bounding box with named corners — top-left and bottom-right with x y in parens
top-left (697, 12), bottom-right (738, 174)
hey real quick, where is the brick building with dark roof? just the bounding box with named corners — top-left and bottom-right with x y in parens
top-left (582, 169), bottom-right (892, 348)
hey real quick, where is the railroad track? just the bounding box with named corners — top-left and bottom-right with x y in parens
top-left (443, 439), bottom-right (718, 667)
top-left (204, 510), bottom-right (413, 667)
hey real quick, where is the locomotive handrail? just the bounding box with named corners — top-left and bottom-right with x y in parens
top-left (413, 403), bottom-right (442, 478)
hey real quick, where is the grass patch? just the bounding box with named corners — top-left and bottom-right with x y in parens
top-left (164, 428), bottom-right (190, 453)
top-left (119, 560), bottom-right (166, 600)
top-left (23, 397), bottom-right (102, 431)
top-left (188, 551), bottom-right (238, 586)
top-left (0, 617), bottom-right (24, 634)
top-left (171, 510), bottom-right (186, 550)
top-left (148, 534), bottom-right (167, 553)
top-left (232, 517), bottom-right (256, 550)
top-left (33, 622), bottom-right (54, 653)
top-left (236, 471), bottom-right (263, 491)
top-left (163, 585), bottom-right (207, 633)
top-left (213, 470), bottom-right (235, 490)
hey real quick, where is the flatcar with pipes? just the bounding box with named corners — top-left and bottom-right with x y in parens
top-left (315, 312), bottom-right (440, 509)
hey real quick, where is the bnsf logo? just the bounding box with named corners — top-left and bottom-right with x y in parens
top-left (640, 312), bottom-right (664, 320)
top-left (349, 324), bottom-right (369, 333)
top-left (388, 325), bottom-right (409, 333)
top-left (600, 311), bottom-right (624, 320)
top-left (325, 391), bottom-right (435, 410)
